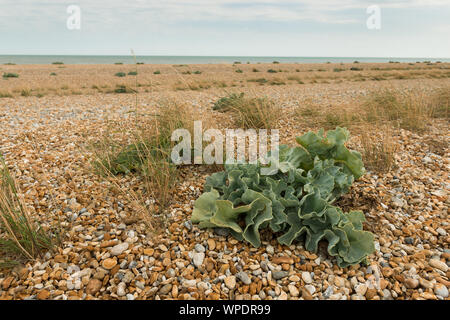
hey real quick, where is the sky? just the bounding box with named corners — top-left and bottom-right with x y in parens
top-left (0, 0), bottom-right (449, 57)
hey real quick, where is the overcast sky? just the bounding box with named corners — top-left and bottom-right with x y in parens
top-left (1, 0), bottom-right (449, 57)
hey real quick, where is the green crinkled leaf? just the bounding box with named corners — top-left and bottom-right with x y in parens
top-left (296, 127), bottom-right (365, 179)
top-left (192, 189), bottom-right (251, 233)
top-left (304, 157), bottom-right (354, 201)
top-left (334, 222), bottom-right (375, 268)
top-left (279, 189), bottom-right (374, 266)
top-left (277, 210), bottom-right (307, 246)
top-left (191, 189), bottom-right (221, 225)
top-left (241, 189), bottom-right (273, 247)
top-left (191, 187), bottom-right (274, 247)
top-left (204, 171), bottom-right (227, 193)
top-left (210, 200), bottom-right (251, 233)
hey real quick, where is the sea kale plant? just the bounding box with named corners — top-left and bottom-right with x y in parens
top-left (191, 127), bottom-right (375, 267)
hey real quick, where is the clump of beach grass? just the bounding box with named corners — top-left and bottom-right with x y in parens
top-left (213, 92), bottom-right (280, 129)
top-left (0, 157), bottom-right (55, 267)
top-left (362, 89), bottom-right (434, 132)
top-left (359, 125), bottom-right (397, 173)
top-left (90, 100), bottom-right (196, 218)
top-left (430, 87), bottom-right (450, 119)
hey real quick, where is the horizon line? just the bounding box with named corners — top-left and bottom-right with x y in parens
top-left (0, 54), bottom-right (449, 59)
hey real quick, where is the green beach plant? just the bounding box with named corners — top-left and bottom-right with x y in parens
top-left (3, 73), bottom-right (19, 78)
top-left (191, 127), bottom-right (374, 267)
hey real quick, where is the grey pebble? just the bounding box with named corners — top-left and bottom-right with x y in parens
top-left (195, 244), bottom-right (206, 253)
top-left (272, 271), bottom-right (288, 280)
top-left (184, 221), bottom-right (192, 231)
top-left (236, 271), bottom-right (252, 285)
top-left (214, 228), bottom-right (230, 237)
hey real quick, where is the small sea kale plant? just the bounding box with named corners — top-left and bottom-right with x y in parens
top-left (191, 127), bottom-right (375, 267)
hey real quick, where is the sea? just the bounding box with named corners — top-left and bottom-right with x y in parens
top-left (1, 55), bottom-right (449, 65)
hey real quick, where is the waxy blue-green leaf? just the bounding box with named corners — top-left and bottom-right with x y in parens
top-left (296, 127), bottom-right (365, 179)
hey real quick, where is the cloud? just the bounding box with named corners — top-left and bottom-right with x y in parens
top-left (1, 0), bottom-right (449, 56)
top-left (1, 0), bottom-right (449, 28)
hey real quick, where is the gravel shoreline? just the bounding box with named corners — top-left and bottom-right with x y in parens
top-left (0, 66), bottom-right (448, 300)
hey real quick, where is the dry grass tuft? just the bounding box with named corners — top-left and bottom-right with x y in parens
top-left (0, 157), bottom-right (54, 267)
top-left (430, 87), bottom-right (450, 119)
top-left (362, 89), bottom-right (435, 132)
top-left (213, 93), bottom-right (280, 129)
top-left (359, 126), bottom-right (398, 173)
top-left (363, 90), bottom-right (402, 123)
top-left (89, 100), bottom-right (201, 224)
top-left (293, 99), bottom-right (321, 120)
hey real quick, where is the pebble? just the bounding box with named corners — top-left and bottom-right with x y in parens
top-left (272, 271), bottom-right (288, 280)
top-left (86, 279), bottom-right (102, 295)
top-left (419, 278), bottom-right (433, 289)
top-left (405, 278), bottom-right (419, 289)
top-left (266, 245), bottom-right (274, 255)
top-left (159, 284), bottom-right (172, 295)
top-left (323, 286), bottom-right (334, 299)
top-left (329, 293), bottom-right (342, 300)
top-left (354, 283), bottom-right (367, 296)
top-left (184, 221), bottom-right (192, 231)
top-left (429, 259), bottom-right (448, 272)
top-left (434, 284), bottom-right (449, 298)
top-left (301, 287), bottom-right (313, 300)
top-left (278, 291), bottom-right (288, 300)
top-left (289, 275), bottom-right (300, 282)
top-left (288, 285), bottom-right (299, 297)
top-left (37, 290), bottom-right (50, 300)
top-left (334, 276), bottom-right (345, 287)
top-left (183, 279), bottom-right (197, 288)
top-left (102, 258), bottom-right (117, 270)
top-left (391, 196), bottom-right (404, 208)
top-left (117, 282), bottom-right (126, 296)
top-left (305, 285), bottom-right (315, 295)
top-left (135, 281), bottom-right (145, 290)
top-left (214, 228), bottom-right (229, 237)
top-left (224, 276), bottom-right (236, 290)
top-left (302, 272), bottom-right (313, 284)
top-left (194, 244), bottom-right (206, 253)
top-left (236, 271), bottom-right (252, 285)
top-left (207, 239), bottom-right (216, 250)
top-left (110, 242), bottom-right (129, 256)
top-left (192, 252), bottom-right (205, 267)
